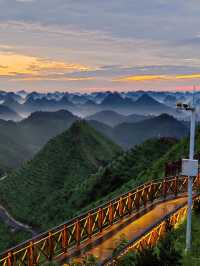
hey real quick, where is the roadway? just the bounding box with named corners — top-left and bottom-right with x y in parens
top-left (65, 197), bottom-right (187, 264)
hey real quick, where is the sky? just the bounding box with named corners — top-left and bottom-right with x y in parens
top-left (0, 0), bottom-right (200, 92)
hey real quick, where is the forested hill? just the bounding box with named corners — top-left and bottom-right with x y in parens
top-left (64, 128), bottom-right (200, 214)
top-left (67, 137), bottom-right (178, 208)
top-left (0, 121), bottom-right (121, 229)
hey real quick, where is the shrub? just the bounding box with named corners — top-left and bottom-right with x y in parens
top-left (115, 230), bottom-right (182, 266)
top-left (156, 233), bottom-right (182, 266)
top-left (193, 198), bottom-right (200, 215)
top-left (112, 235), bottom-right (129, 257)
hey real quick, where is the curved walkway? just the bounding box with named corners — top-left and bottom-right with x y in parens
top-left (65, 197), bottom-right (187, 264)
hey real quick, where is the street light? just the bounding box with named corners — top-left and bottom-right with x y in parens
top-left (176, 98), bottom-right (198, 251)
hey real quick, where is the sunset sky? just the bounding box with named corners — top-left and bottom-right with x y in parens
top-left (0, 0), bottom-right (200, 92)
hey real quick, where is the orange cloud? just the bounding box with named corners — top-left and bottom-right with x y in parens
top-left (114, 73), bottom-right (200, 82)
top-left (0, 53), bottom-right (90, 78)
top-left (115, 74), bottom-right (166, 82)
top-left (17, 76), bottom-right (94, 81)
top-left (175, 74), bottom-right (200, 80)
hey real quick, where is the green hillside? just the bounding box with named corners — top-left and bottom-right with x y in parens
top-left (0, 121), bottom-right (121, 229)
top-left (0, 222), bottom-right (31, 253)
top-left (0, 123), bottom-right (195, 254)
top-left (68, 137), bottom-right (177, 209)
top-left (101, 127), bottom-right (200, 199)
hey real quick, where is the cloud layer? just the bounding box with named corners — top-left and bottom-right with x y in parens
top-left (0, 0), bottom-right (200, 91)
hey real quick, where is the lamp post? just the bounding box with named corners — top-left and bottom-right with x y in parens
top-left (176, 98), bottom-right (197, 251)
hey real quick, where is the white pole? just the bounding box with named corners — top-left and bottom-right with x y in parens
top-left (186, 107), bottom-right (196, 251)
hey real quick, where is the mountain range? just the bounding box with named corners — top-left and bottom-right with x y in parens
top-left (112, 113), bottom-right (189, 149)
top-left (0, 110), bottom-right (188, 170)
top-left (0, 92), bottom-right (183, 120)
top-left (90, 113), bottom-right (189, 149)
top-left (86, 110), bottom-right (152, 127)
top-left (0, 110), bottom-right (77, 169)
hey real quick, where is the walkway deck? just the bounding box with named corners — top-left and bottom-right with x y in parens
top-left (65, 197), bottom-right (187, 264)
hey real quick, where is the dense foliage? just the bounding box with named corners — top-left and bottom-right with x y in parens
top-left (0, 121), bottom-right (121, 229)
top-left (0, 222), bottom-right (31, 253)
top-left (69, 137), bottom-right (177, 209)
top-left (114, 233), bottom-right (182, 266)
top-left (173, 200), bottom-right (200, 265)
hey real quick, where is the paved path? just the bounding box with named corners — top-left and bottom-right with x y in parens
top-left (0, 174), bottom-right (36, 235)
top-left (0, 205), bottom-right (36, 235)
top-left (0, 175), bottom-right (7, 181)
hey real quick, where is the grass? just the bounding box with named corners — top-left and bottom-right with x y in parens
top-left (174, 213), bottom-right (200, 266)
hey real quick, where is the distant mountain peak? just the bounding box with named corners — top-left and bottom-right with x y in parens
top-left (155, 113), bottom-right (177, 122)
top-left (59, 95), bottom-right (74, 106)
top-left (27, 109), bottom-right (76, 121)
top-left (68, 119), bottom-right (103, 139)
top-left (101, 92), bottom-right (133, 106)
top-left (84, 99), bottom-right (96, 105)
top-left (135, 94), bottom-right (159, 105)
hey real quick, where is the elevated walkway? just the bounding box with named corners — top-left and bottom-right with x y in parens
top-left (0, 176), bottom-right (199, 266)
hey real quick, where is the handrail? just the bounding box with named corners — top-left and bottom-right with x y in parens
top-left (105, 202), bottom-right (189, 265)
top-left (0, 175), bottom-right (199, 266)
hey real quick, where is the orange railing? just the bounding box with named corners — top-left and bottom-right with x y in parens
top-left (106, 204), bottom-right (188, 265)
top-left (0, 175), bottom-right (199, 266)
